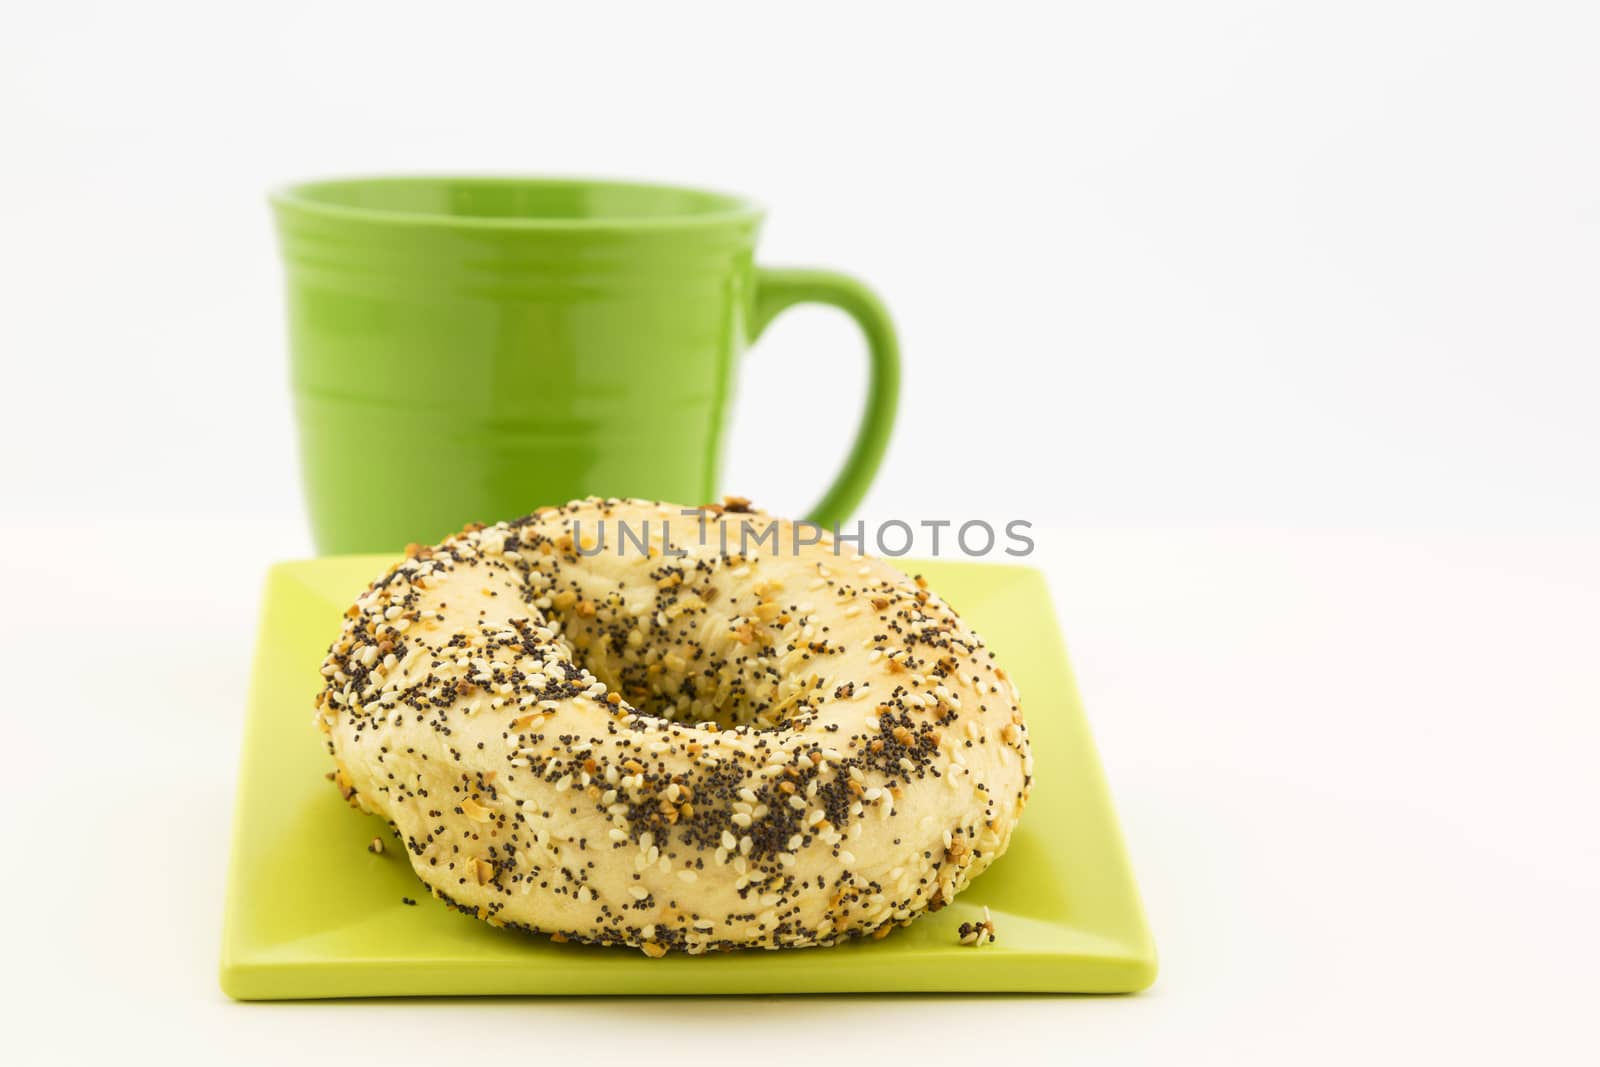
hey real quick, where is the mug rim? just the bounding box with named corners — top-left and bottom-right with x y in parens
top-left (270, 174), bottom-right (765, 231)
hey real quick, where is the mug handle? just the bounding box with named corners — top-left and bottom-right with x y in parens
top-left (748, 267), bottom-right (900, 528)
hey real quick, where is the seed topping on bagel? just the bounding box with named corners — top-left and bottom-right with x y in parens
top-left (315, 498), bottom-right (1030, 954)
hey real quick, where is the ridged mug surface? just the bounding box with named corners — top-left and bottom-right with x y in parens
top-left (272, 176), bottom-right (900, 553)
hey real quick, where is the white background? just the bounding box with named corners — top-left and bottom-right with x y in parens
top-left (2, 2), bottom-right (1596, 1064)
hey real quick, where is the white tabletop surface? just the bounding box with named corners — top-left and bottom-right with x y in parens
top-left (5, 519), bottom-right (1594, 1064)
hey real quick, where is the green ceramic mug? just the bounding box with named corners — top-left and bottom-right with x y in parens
top-left (271, 176), bottom-right (900, 554)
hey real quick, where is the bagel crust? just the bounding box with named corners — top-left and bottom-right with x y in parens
top-left (315, 498), bottom-right (1031, 955)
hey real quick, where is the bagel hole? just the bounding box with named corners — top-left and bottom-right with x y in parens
top-left (551, 606), bottom-right (806, 734)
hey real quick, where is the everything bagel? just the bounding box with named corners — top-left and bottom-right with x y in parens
top-left (315, 498), bottom-right (1032, 954)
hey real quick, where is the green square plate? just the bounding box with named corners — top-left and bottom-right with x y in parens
top-left (221, 557), bottom-right (1156, 998)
